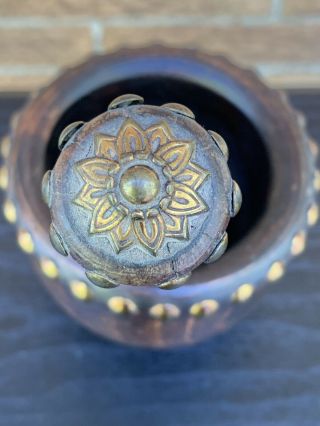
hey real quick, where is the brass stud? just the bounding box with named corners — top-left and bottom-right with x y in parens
top-left (291, 231), bottom-right (306, 256)
top-left (49, 223), bottom-right (68, 256)
top-left (162, 103), bottom-right (195, 119)
top-left (205, 232), bottom-right (228, 264)
top-left (39, 258), bottom-right (59, 279)
top-left (1, 136), bottom-right (10, 159)
top-left (189, 299), bottom-right (219, 317)
top-left (208, 130), bottom-right (229, 160)
top-left (58, 121), bottom-right (84, 151)
top-left (159, 274), bottom-right (191, 290)
top-left (41, 170), bottom-right (52, 206)
top-left (314, 170), bottom-right (320, 192)
top-left (307, 203), bottom-right (319, 227)
top-left (108, 94), bottom-right (144, 110)
top-left (17, 230), bottom-right (34, 254)
top-left (310, 139), bottom-right (319, 158)
top-left (107, 296), bottom-right (138, 314)
top-left (0, 165), bottom-right (8, 190)
top-left (267, 261), bottom-right (285, 283)
top-left (70, 280), bottom-right (91, 301)
top-left (120, 165), bottom-right (160, 205)
top-left (149, 303), bottom-right (180, 319)
top-left (3, 199), bottom-right (16, 223)
top-left (231, 180), bottom-right (242, 217)
top-left (232, 283), bottom-right (254, 303)
top-left (86, 271), bottom-right (119, 288)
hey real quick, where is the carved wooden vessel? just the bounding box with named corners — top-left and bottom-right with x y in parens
top-left (2, 47), bottom-right (318, 347)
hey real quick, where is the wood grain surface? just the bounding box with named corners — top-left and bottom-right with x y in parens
top-left (0, 92), bottom-right (319, 426)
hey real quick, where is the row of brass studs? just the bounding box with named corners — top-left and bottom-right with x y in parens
top-left (1, 135), bottom-right (319, 319)
top-left (3, 197), bottom-right (319, 319)
top-left (35, 251), bottom-right (304, 319)
top-left (2, 201), bottom-right (318, 319)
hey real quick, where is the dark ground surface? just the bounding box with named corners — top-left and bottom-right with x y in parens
top-left (0, 92), bottom-right (319, 426)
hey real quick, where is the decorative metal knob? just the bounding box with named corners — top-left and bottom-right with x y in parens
top-left (42, 94), bottom-right (241, 289)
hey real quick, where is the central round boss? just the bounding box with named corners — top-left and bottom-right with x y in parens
top-left (119, 165), bottom-right (160, 205)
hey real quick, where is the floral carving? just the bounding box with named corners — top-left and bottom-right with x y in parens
top-left (74, 119), bottom-right (209, 255)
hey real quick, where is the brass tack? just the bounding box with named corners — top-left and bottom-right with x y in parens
top-left (0, 165), bottom-right (8, 190)
top-left (205, 232), bottom-right (228, 264)
top-left (161, 102), bottom-right (195, 119)
top-left (307, 203), bottom-right (319, 227)
top-left (1, 136), bottom-right (10, 159)
top-left (3, 199), bottom-right (16, 224)
top-left (291, 231), bottom-right (306, 256)
top-left (208, 130), bottom-right (229, 160)
top-left (314, 170), bottom-right (320, 192)
top-left (17, 230), bottom-right (34, 254)
top-left (70, 280), bottom-right (91, 301)
top-left (86, 271), bottom-right (119, 289)
top-left (232, 283), bottom-right (254, 303)
top-left (108, 94), bottom-right (144, 110)
top-left (49, 223), bottom-right (68, 256)
top-left (267, 261), bottom-right (285, 283)
top-left (149, 303), bottom-right (180, 319)
top-left (41, 170), bottom-right (52, 206)
top-left (189, 299), bottom-right (219, 317)
top-left (310, 139), bottom-right (319, 158)
top-left (159, 274), bottom-right (191, 290)
top-left (58, 121), bottom-right (84, 151)
top-left (108, 296), bottom-right (138, 315)
top-left (39, 258), bottom-right (59, 279)
top-left (231, 180), bottom-right (242, 217)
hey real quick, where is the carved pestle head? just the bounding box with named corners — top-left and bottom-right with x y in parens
top-left (42, 94), bottom-right (241, 289)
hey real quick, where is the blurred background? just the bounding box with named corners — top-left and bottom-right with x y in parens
top-left (0, 0), bottom-right (319, 92)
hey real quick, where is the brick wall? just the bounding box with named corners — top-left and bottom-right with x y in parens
top-left (0, 0), bottom-right (319, 91)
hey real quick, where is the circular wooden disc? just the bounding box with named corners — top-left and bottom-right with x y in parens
top-left (49, 104), bottom-right (233, 287)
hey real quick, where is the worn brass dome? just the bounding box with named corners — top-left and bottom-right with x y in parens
top-left (120, 165), bottom-right (160, 205)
